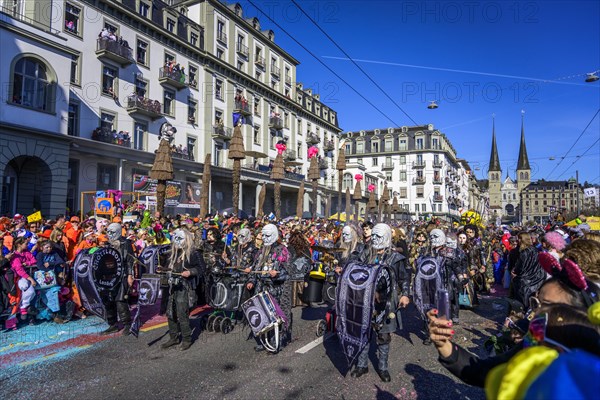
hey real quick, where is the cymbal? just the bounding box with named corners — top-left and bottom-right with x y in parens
top-left (311, 245), bottom-right (344, 253)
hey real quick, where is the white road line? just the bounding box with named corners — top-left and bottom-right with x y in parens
top-left (295, 333), bottom-right (334, 354)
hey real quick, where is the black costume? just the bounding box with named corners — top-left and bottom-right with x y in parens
top-left (102, 238), bottom-right (134, 333)
top-left (355, 248), bottom-right (411, 375)
top-left (435, 246), bottom-right (468, 321)
top-left (163, 249), bottom-right (204, 348)
top-left (513, 246), bottom-right (545, 307)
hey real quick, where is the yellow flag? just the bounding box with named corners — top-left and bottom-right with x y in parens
top-left (27, 211), bottom-right (42, 223)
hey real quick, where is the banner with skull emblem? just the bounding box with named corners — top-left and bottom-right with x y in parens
top-left (130, 273), bottom-right (161, 338)
top-left (335, 261), bottom-right (380, 366)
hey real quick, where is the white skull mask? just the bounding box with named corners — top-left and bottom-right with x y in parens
top-left (261, 224), bottom-right (279, 246)
top-left (172, 229), bottom-right (186, 249)
top-left (342, 226), bottom-right (354, 243)
top-left (446, 236), bottom-right (457, 249)
top-left (107, 223), bottom-right (122, 242)
top-left (430, 229), bottom-right (446, 248)
top-left (238, 228), bottom-right (252, 245)
top-left (371, 224), bottom-right (392, 250)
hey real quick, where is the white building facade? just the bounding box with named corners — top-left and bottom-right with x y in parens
top-left (0, 0), bottom-right (342, 217)
top-left (341, 125), bottom-right (471, 221)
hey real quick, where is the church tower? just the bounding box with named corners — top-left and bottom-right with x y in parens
top-left (487, 116), bottom-right (502, 213)
top-left (516, 111), bottom-right (531, 195)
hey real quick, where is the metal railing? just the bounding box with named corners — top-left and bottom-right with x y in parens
top-left (217, 30), bottom-right (227, 43)
top-left (159, 67), bottom-right (187, 85)
top-left (255, 55), bottom-right (265, 68)
top-left (127, 95), bottom-right (161, 115)
top-left (96, 38), bottom-right (134, 62)
top-left (236, 42), bottom-right (249, 57)
top-left (271, 64), bottom-right (280, 78)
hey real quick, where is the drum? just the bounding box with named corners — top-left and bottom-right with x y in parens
top-left (207, 275), bottom-right (245, 311)
top-left (322, 280), bottom-right (336, 305)
top-left (302, 276), bottom-right (324, 304)
top-left (242, 291), bottom-right (287, 337)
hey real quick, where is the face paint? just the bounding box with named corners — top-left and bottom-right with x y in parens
top-left (261, 224), bottom-right (279, 246)
top-left (371, 223), bottom-right (391, 250)
top-left (107, 223), bottom-right (121, 242)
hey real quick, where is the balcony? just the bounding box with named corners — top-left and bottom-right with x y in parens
top-left (96, 38), bottom-right (134, 66)
top-left (269, 116), bottom-right (284, 130)
top-left (319, 160), bottom-right (328, 170)
top-left (285, 172), bottom-right (305, 181)
top-left (236, 42), bottom-right (249, 58)
top-left (412, 161), bottom-right (426, 169)
top-left (433, 176), bottom-right (443, 184)
top-left (284, 150), bottom-right (297, 161)
top-left (413, 177), bottom-right (426, 185)
top-left (324, 141), bottom-right (335, 151)
top-left (433, 160), bottom-right (443, 168)
top-left (126, 96), bottom-right (162, 120)
top-left (433, 195), bottom-right (444, 203)
top-left (158, 67), bottom-right (188, 90)
top-left (91, 128), bottom-right (131, 148)
top-left (171, 149), bottom-right (194, 161)
top-left (255, 55), bottom-right (265, 69)
top-left (217, 30), bottom-right (227, 44)
top-left (307, 134), bottom-right (320, 145)
top-left (346, 161), bottom-right (366, 171)
top-left (382, 162), bottom-right (394, 171)
top-left (234, 100), bottom-right (251, 115)
top-left (212, 125), bottom-right (233, 140)
top-left (285, 75), bottom-right (292, 85)
top-left (271, 64), bottom-right (280, 79)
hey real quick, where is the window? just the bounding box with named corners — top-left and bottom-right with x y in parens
top-left (164, 52), bottom-right (175, 65)
top-left (217, 20), bottom-right (226, 43)
top-left (163, 90), bottom-right (175, 116)
top-left (188, 98), bottom-right (197, 123)
top-left (166, 18), bottom-right (176, 33)
top-left (384, 137), bottom-right (393, 152)
top-left (134, 76), bottom-right (147, 97)
top-left (214, 109), bottom-right (223, 126)
top-left (188, 65), bottom-right (198, 88)
top-left (399, 139), bottom-right (407, 151)
top-left (415, 204), bottom-right (420, 212)
top-left (297, 141), bottom-right (302, 157)
top-left (104, 21), bottom-right (119, 35)
top-left (190, 32), bottom-right (199, 47)
top-left (416, 154), bottom-right (423, 165)
top-left (400, 188), bottom-right (407, 198)
top-left (400, 171), bottom-right (407, 182)
top-left (386, 172), bottom-right (392, 181)
top-left (399, 155), bottom-right (406, 165)
top-left (68, 102), bottom-right (79, 136)
top-left (372, 158), bottom-right (378, 166)
top-left (416, 187), bottom-right (424, 198)
top-left (136, 39), bottom-right (149, 66)
top-left (372, 141), bottom-right (379, 153)
top-left (100, 111), bottom-right (115, 132)
top-left (97, 164), bottom-right (116, 190)
top-left (356, 141), bottom-right (364, 154)
top-left (254, 97), bottom-right (261, 116)
top-left (343, 173), bottom-right (353, 190)
top-left (215, 79), bottom-right (223, 100)
top-left (133, 121), bottom-right (146, 151)
top-left (64, 3), bottom-right (81, 35)
top-left (187, 137), bottom-right (196, 161)
top-left (416, 138), bottom-right (424, 150)
top-left (253, 125), bottom-right (261, 145)
top-left (237, 60), bottom-right (244, 71)
top-left (422, 204), bottom-right (427, 213)
top-left (216, 48), bottom-right (224, 60)
top-left (11, 57), bottom-right (53, 111)
top-left (432, 137), bottom-right (439, 149)
top-left (70, 55), bottom-right (80, 85)
top-left (139, 1), bottom-right (150, 18)
top-left (102, 65), bottom-right (117, 96)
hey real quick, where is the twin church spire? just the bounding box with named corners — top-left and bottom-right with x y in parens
top-left (487, 112), bottom-right (530, 178)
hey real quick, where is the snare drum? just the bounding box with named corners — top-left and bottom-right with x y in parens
top-left (242, 291), bottom-right (286, 336)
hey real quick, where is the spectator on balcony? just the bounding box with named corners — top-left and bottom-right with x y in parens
top-left (66, 20), bottom-right (75, 32)
top-left (99, 27), bottom-right (110, 40)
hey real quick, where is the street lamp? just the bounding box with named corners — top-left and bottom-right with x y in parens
top-left (585, 72), bottom-right (599, 82)
top-left (427, 100), bottom-right (439, 109)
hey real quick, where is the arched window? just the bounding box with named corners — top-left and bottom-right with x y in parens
top-left (11, 57), bottom-right (54, 112)
top-left (503, 193), bottom-right (506, 200)
top-left (342, 173), bottom-right (353, 190)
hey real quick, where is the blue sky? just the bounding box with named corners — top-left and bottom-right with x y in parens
top-left (241, 0), bottom-right (600, 183)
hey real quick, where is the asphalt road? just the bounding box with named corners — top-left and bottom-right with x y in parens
top-left (1, 295), bottom-right (507, 400)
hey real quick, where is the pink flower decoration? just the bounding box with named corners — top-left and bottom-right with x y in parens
top-left (308, 146), bottom-right (319, 159)
top-left (275, 143), bottom-right (287, 155)
top-left (354, 174), bottom-right (363, 181)
top-left (368, 184), bottom-right (375, 193)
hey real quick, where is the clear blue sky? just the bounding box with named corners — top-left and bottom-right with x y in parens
top-left (241, 0), bottom-right (600, 183)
